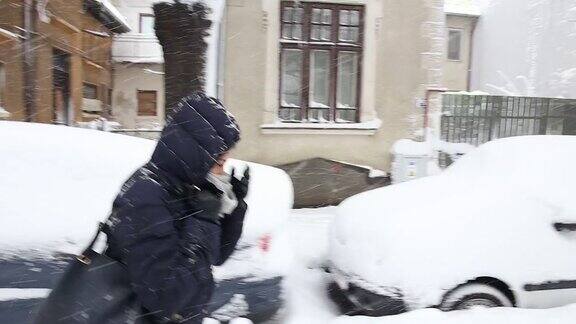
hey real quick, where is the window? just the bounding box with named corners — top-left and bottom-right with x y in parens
top-left (280, 2), bottom-right (363, 123)
top-left (83, 83), bottom-right (98, 99)
top-left (139, 14), bottom-right (155, 35)
top-left (0, 63), bottom-right (5, 108)
top-left (447, 29), bottom-right (462, 61)
top-left (137, 90), bottom-right (157, 116)
top-left (52, 49), bottom-right (71, 124)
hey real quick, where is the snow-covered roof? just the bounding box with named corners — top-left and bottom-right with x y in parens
top-left (85, 0), bottom-right (131, 33)
top-left (97, 0), bottom-right (130, 29)
top-left (444, 0), bottom-right (481, 17)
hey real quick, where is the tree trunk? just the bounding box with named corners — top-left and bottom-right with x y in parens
top-left (153, 1), bottom-right (212, 117)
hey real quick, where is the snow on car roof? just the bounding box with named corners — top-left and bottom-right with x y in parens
top-left (0, 122), bottom-right (292, 256)
top-left (331, 136), bottom-right (576, 307)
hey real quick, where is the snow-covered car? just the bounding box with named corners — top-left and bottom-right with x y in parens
top-left (328, 136), bottom-right (576, 316)
top-left (0, 122), bottom-right (293, 323)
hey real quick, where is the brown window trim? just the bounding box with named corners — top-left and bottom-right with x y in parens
top-left (279, 1), bottom-right (364, 124)
top-left (139, 13), bottom-right (155, 34)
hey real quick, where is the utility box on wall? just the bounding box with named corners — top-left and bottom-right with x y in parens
top-left (391, 139), bottom-right (433, 184)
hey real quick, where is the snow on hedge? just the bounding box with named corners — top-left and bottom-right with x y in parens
top-left (0, 122), bottom-right (292, 255)
top-left (331, 136), bottom-right (576, 308)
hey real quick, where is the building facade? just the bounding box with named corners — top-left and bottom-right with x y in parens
top-left (110, 0), bottom-right (225, 131)
top-left (443, 0), bottom-right (480, 91)
top-left (221, 0), bottom-right (475, 171)
top-left (0, 0), bottom-right (129, 124)
top-left (110, 0), bottom-right (165, 130)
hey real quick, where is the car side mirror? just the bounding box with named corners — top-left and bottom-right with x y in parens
top-left (553, 222), bottom-right (576, 232)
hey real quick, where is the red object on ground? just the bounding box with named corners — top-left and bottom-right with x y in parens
top-left (259, 234), bottom-right (271, 253)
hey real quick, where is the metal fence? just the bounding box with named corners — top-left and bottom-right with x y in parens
top-left (441, 94), bottom-right (576, 146)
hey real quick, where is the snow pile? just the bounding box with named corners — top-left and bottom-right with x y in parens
top-left (332, 136), bottom-right (576, 308)
top-left (283, 268), bottom-right (338, 324)
top-left (332, 304), bottom-right (576, 324)
top-left (285, 207), bottom-right (336, 268)
top-left (0, 122), bottom-right (292, 255)
top-left (0, 288), bottom-right (51, 302)
top-left (278, 208), bottom-right (339, 323)
top-left (0, 107), bottom-right (10, 118)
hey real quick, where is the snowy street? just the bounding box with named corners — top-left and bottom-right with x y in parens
top-left (3, 206), bottom-right (576, 323)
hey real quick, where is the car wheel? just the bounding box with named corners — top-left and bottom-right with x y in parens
top-left (327, 282), bottom-right (360, 315)
top-left (440, 283), bottom-right (513, 311)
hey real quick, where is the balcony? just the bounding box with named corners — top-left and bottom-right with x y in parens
top-left (112, 34), bottom-right (163, 63)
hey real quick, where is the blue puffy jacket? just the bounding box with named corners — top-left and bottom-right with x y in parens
top-left (106, 94), bottom-right (246, 323)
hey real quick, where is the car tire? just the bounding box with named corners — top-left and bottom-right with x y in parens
top-left (440, 283), bottom-right (513, 311)
top-left (327, 282), bottom-right (360, 315)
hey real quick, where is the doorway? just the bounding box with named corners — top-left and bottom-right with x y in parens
top-left (52, 49), bottom-right (71, 125)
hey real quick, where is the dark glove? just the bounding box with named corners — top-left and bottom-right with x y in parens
top-left (230, 167), bottom-right (250, 201)
top-left (190, 182), bottom-right (222, 225)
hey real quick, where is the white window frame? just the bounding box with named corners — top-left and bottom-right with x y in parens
top-left (139, 13), bottom-right (155, 35)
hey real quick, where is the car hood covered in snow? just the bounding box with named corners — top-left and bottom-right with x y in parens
top-left (330, 136), bottom-right (576, 308)
top-left (0, 122), bottom-right (293, 256)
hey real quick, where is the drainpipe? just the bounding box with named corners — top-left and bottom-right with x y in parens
top-left (466, 18), bottom-right (478, 92)
top-left (23, 0), bottom-right (37, 122)
top-left (104, 38), bottom-right (113, 121)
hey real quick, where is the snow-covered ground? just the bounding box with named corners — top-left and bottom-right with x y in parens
top-left (279, 207), bottom-right (576, 324)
